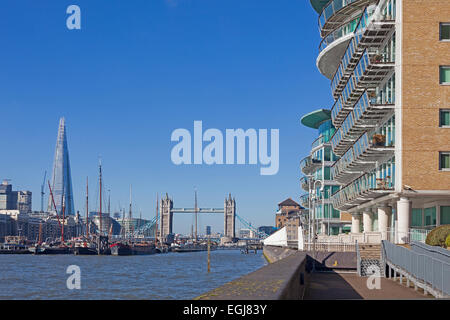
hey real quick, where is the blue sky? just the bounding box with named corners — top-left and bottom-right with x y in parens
top-left (0, 0), bottom-right (333, 234)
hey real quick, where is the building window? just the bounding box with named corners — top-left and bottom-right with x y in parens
top-left (440, 109), bottom-right (450, 127)
top-left (440, 66), bottom-right (450, 84)
top-left (411, 208), bottom-right (423, 227)
top-left (440, 206), bottom-right (450, 225)
top-left (440, 23), bottom-right (450, 41)
top-left (439, 152), bottom-right (450, 171)
top-left (424, 207), bottom-right (436, 227)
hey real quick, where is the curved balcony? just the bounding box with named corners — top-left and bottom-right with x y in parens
top-left (317, 32), bottom-right (353, 80)
top-left (330, 4), bottom-right (396, 99)
top-left (300, 194), bottom-right (310, 208)
top-left (331, 167), bottom-right (394, 211)
top-left (300, 156), bottom-right (323, 175)
top-left (300, 176), bottom-right (310, 191)
top-left (311, 135), bottom-right (332, 151)
top-left (319, 0), bottom-right (376, 37)
top-left (332, 132), bottom-right (395, 184)
top-left (331, 49), bottom-right (395, 127)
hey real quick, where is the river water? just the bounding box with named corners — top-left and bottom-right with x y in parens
top-left (0, 250), bottom-right (267, 300)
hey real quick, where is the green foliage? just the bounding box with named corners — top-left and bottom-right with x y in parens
top-left (425, 225), bottom-right (450, 247)
top-left (445, 234), bottom-right (450, 249)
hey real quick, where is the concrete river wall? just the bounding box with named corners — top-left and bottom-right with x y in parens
top-left (196, 249), bottom-right (308, 300)
top-left (196, 245), bottom-right (357, 300)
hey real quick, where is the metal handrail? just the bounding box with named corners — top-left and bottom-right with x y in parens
top-left (356, 240), bottom-right (361, 276)
top-left (382, 240), bottom-right (450, 297)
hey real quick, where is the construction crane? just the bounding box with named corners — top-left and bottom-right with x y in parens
top-left (40, 171), bottom-right (47, 213)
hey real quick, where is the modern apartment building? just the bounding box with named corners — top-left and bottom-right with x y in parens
top-left (0, 180), bottom-right (32, 213)
top-left (300, 109), bottom-right (351, 236)
top-left (309, 0), bottom-right (450, 243)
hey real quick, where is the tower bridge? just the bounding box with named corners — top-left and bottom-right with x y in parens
top-left (159, 193), bottom-right (235, 243)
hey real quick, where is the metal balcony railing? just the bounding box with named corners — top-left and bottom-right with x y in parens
top-left (300, 194), bottom-right (310, 208)
top-left (331, 4), bottom-right (396, 99)
top-left (332, 132), bottom-right (395, 184)
top-left (319, 0), bottom-right (376, 37)
top-left (331, 49), bottom-right (395, 127)
top-left (331, 169), bottom-right (394, 210)
top-left (330, 90), bottom-right (394, 155)
top-left (300, 155), bottom-right (323, 174)
top-left (300, 176), bottom-right (309, 191)
top-left (311, 135), bottom-right (332, 150)
top-left (319, 18), bottom-right (359, 53)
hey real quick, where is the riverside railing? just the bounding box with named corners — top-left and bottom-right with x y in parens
top-left (304, 242), bottom-right (356, 252)
top-left (382, 240), bottom-right (450, 297)
top-left (386, 228), bottom-right (431, 244)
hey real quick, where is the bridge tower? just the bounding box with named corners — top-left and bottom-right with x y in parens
top-left (159, 193), bottom-right (173, 243)
top-left (224, 194), bottom-right (236, 239)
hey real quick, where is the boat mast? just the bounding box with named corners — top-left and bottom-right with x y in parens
top-left (86, 176), bottom-right (89, 238)
top-left (129, 185), bottom-right (132, 239)
top-left (194, 188), bottom-right (198, 242)
top-left (155, 194), bottom-right (159, 245)
top-left (47, 181), bottom-right (63, 242)
top-left (61, 193), bottom-right (65, 243)
top-left (99, 160), bottom-right (103, 236)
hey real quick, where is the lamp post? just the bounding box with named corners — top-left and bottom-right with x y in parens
top-left (312, 179), bottom-right (324, 272)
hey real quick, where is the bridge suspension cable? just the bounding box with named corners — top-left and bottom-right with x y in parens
top-left (235, 214), bottom-right (269, 239)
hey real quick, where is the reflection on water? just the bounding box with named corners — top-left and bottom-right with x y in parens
top-left (0, 250), bottom-right (267, 300)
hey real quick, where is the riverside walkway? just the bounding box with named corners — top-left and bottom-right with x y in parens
top-left (197, 248), bottom-right (432, 300)
top-left (304, 272), bottom-right (430, 299)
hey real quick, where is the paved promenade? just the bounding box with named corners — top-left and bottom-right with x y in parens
top-left (304, 272), bottom-right (431, 299)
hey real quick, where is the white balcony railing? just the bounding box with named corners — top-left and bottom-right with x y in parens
top-left (331, 3), bottom-right (396, 98)
top-left (331, 166), bottom-right (394, 210)
top-left (331, 90), bottom-right (394, 155)
top-left (319, 0), bottom-right (376, 36)
top-left (332, 132), bottom-right (395, 184)
top-left (331, 49), bottom-right (395, 127)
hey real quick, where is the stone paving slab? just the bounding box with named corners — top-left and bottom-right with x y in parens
top-left (304, 272), bottom-right (431, 300)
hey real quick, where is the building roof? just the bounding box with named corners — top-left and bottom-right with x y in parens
top-left (278, 198), bottom-right (301, 207)
top-left (310, 0), bottom-right (330, 14)
top-left (300, 109), bottom-right (331, 129)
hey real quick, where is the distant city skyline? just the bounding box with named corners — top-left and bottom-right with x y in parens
top-left (0, 0), bottom-right (332, 234)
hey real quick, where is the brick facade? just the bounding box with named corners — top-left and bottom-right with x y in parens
top-left (402, 0), bottom-right (450, 190)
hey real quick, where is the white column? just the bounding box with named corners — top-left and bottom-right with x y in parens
top-left (321, 222), bottom-right (327, 235)
top-left (351, 214), bottom-right (361, 233)
top-left (378, 206), bottom-right (392, 241)
top-left (397, 197), bottom-right (412, 244)
top-left (363, 210), bottom-right (373, 233)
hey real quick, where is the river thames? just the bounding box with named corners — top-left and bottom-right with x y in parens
top-left (0, 250), bottom-right (266, 300)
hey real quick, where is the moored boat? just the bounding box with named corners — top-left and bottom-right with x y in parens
top-left (110, 242), bottom-right (132, 256)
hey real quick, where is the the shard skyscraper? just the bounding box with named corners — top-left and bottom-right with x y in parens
top-left (47, 117), bottom-right (75, 215)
